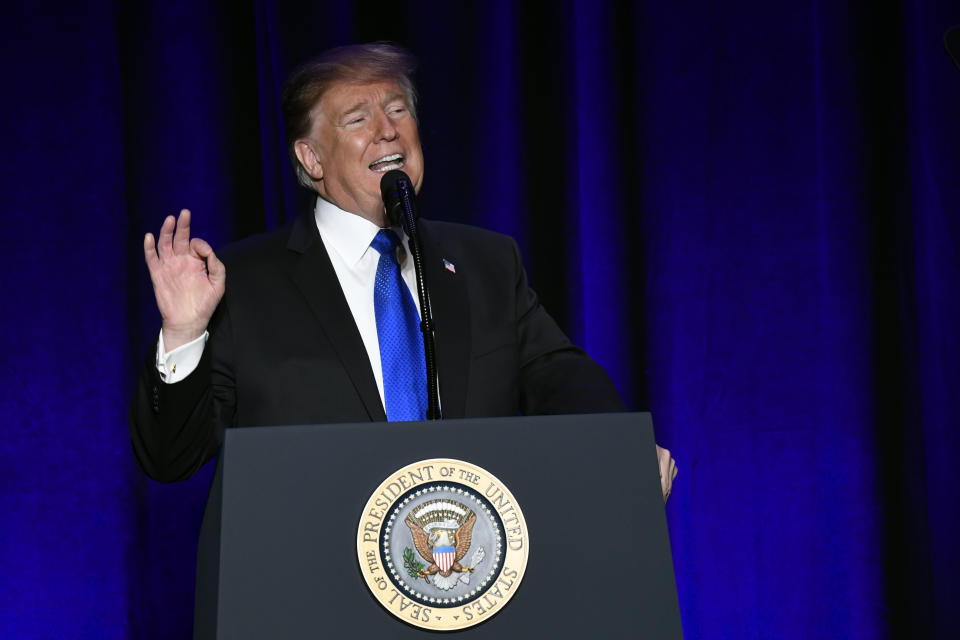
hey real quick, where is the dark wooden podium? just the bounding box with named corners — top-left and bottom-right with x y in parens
top-left (194, 413), bottom-right (683, 638)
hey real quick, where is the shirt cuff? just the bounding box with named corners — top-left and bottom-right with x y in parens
top-left (155, 330), bottom-right (209, 383)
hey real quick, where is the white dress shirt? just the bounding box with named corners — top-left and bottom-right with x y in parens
top-left (156, 197), bottom-right (421, 410)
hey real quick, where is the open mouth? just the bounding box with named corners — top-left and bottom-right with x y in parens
top-left (369, 153), bottom-right (405, 173)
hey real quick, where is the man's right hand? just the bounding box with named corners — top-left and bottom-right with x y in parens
top-left (144, 209), bottom-right (226, 351)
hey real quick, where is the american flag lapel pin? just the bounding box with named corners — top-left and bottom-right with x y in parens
top-left (443, 258), bottom-right (456, 274)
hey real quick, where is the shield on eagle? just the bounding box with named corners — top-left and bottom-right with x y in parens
top-left (433, 545), bottom-right (456, 572)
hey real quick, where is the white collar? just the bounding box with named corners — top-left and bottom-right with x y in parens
top-left (314, 197), bottom-right (397, 266)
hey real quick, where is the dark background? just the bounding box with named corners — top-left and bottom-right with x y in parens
top-left (1, 0), bottom-right (958, 637)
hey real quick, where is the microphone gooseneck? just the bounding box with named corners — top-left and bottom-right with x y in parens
top-left (380, 170), bottom-right (441, 420)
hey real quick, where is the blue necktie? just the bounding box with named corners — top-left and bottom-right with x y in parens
top-left (370, 229), bottom-right (427, 421)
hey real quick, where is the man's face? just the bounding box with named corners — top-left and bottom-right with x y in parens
top-left (300, 79), bottom-right (424, 225)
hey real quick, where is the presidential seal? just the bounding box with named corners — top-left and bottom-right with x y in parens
top-left (356, 458), bottom-right (529, 631)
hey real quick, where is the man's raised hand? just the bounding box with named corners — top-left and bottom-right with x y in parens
top-left (144, 209), bottom-right (225, 351)
top-left (657, 445), bottom-right (678, 503)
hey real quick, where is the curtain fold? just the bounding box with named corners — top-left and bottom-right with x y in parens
top-left (1, 1), bottom-right (957, 637)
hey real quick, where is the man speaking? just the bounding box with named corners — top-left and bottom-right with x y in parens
top-left (129, 43), bottom-right (677, 498)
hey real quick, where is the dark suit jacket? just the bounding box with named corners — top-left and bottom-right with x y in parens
top-left (130, 214), bottom-right (625, 482)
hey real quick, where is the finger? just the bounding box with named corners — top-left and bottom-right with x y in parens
top-left (664, 460), bottom-right (677, 502)
top-left (173, 208), bottom-right (192, 254)
top-left (662, 459), bottom-right (673, 502)
top-left (658, 447), bottom-right (671, 499)
top-left (191, 238), bottom-right (226, 287)
top-left (143, 233), bottom-right (160, 272)
top-left (671, 463), bottom-right (679, 481)
top-left (157, 215), bottom-right (176, 260)
top-left (190, 235), bottom-right (213, 259)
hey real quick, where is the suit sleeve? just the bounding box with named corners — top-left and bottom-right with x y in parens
top-left (128, 298), bottom-right (237, 482)
top-left (510, 240), bottom-right (628, 414)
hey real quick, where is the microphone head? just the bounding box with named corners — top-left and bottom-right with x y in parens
top-left (380, 169), bottom-right (415, 227)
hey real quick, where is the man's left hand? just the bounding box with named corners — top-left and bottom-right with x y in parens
top-left (657, 445), bottom-right (678, 502)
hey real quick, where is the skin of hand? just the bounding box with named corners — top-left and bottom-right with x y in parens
top-left (657, 445), bottom-right (679, 502)
top-left (143, 209), bottom-right (226, 351)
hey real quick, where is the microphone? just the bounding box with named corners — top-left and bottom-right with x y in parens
top-left (379, 170), bottom-right (442, 420)
top-left (380, 169), bottom-right (418, 230)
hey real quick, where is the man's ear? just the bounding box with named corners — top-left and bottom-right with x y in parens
top-left (294, 140), bottom-right (324, 181)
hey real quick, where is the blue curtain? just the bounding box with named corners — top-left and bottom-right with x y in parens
top-left (1, 1), bottom-right (957, 637)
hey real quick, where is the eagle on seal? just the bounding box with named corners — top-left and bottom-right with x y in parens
top-left (404, 513), bottom-right (477, 578)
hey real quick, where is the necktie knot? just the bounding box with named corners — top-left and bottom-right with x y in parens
top-left (371, 229), bottom-right (401, 260)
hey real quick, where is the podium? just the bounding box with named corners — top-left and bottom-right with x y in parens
top-left (195, 413), bottom-right (683, 638)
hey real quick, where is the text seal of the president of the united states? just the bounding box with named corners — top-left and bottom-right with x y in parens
top-left (357, 458), bottom-right (529, 631)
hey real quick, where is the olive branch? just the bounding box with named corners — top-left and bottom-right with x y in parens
top-left (403, 547), bottom-right (426, 581)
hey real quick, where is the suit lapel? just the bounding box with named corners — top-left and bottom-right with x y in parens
top-left (285, 214), bottom-right (387, 422)
top-left (419, 221), bottom-right (471, 419)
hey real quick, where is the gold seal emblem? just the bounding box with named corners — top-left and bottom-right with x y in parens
top-left (357, 458), bottom-right (529, 631)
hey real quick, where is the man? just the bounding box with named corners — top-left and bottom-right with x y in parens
top-left (130, 43), bottom-right (677, 498)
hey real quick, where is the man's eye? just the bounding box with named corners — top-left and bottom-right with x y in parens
top-left (347, 116), bottom-right (366, 125)
top-left (390, 107), bottom-right (406, 116)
